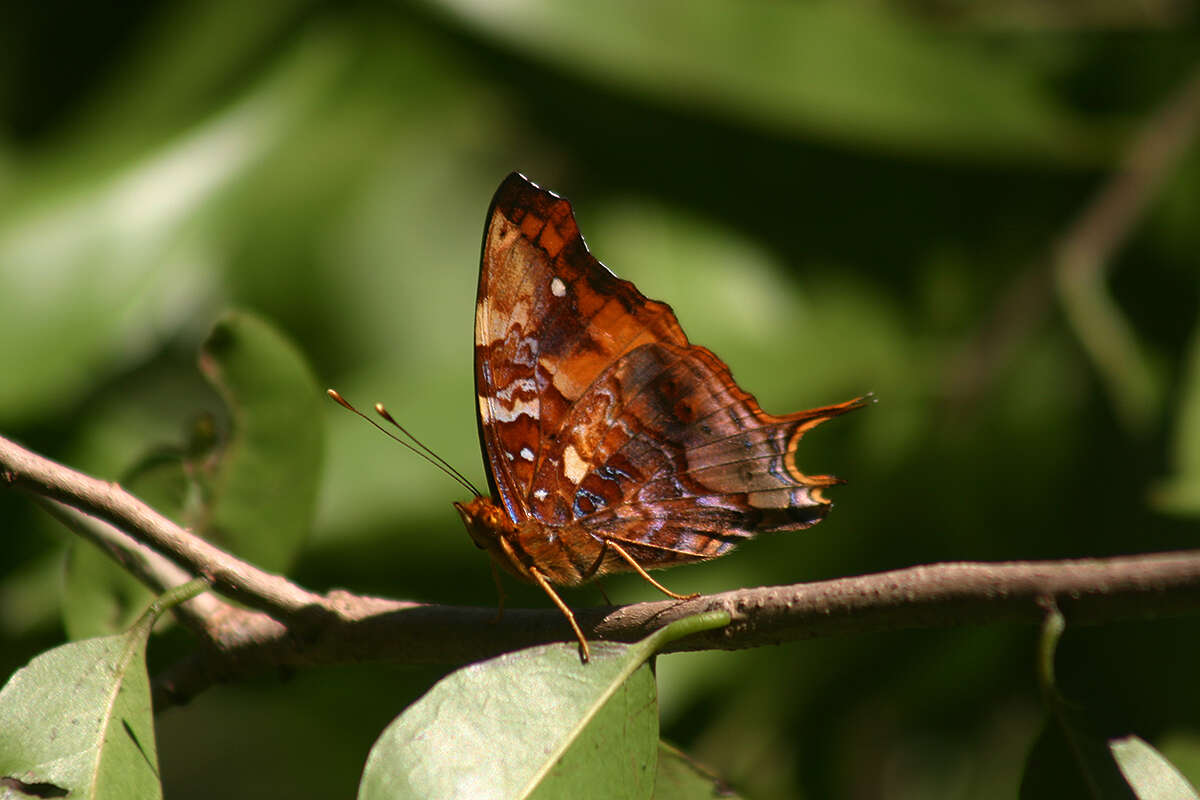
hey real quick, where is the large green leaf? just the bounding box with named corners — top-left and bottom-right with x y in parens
top-left (0, 26), bottom-right (345, 426)
top-left (196, 310), bottom-right (324, 572)
top-left (525, 661), bottom-right (657, 800)
top-left (0, 580), bottom-right (206, 800)
top-left (426, 0), bottom-right (1105, 161)
top-left (358, 612), bottom-right (729, 800)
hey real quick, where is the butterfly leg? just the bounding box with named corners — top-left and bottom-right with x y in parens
top-left (594, 581), bottom-right (613, 606)
top-left (489, 560), bottom-right (507, 624)
top-left (604, 540), bottom-right (701, 602)
top-left (528, 565), bottom-right (591, 663)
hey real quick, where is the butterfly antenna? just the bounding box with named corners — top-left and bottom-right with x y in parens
top-left (372, 401), bottom-right (484, 497)
top-left (326, 389), bottom-right (483, 497)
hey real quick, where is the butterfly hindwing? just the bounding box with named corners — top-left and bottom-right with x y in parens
top-left (548, 342), bottom-right (865, 572)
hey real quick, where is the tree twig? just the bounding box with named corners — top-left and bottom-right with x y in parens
top-left (1, 434), bottom-right (326, 624)
top-left (36, 499), bottom-right (228, 633)
top-left (145, 549), bottom-right (1200, 709)
top-left (4, 433), bottom-right (1200, 711)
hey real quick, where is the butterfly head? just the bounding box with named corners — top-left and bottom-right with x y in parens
top-left (453, 497), bottom-right (529, 580)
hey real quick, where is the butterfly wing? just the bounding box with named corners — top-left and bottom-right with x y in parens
top-left (474, 172), bottom-right (687, 524)
top-left (474, 172), bottom-right (862, 584)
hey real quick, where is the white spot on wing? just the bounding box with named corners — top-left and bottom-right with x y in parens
top-left (496, 378), bottom-right (536, 402)
top-left (533, 488), bottom-right (548, 501)
top-left (490, 396), bottom-right (538, 423)
top-left (508, 298), bottom-right (531, 332)
top-left (519, 447), bottom-right (535, 461)
top-left (562, 445), bottom-right (587, 485)
top-left (550, 276), bottom-right (566, 297)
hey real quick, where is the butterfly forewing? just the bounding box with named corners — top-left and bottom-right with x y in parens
top-left (475, 173), bottom-right (686, 522)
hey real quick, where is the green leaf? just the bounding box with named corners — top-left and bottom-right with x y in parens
top-left (1111, 735), bottom-right (1200, 800)
top-left (526, 661), bottom-right (657, 800)
top-left (426, 0), bottom-right (1105, 162)
top-left (0, 33), bottom-right (345, 426)
top-left (653, 741), bottom-right (742, 800)
top-left (197, 310), bottom-right (324, 571)
top-left (358, 611), bottom-right (729, 800)
top-left (0, 580), bottom-right (206, 800)
top-left (59, 311), bottom-right (322, 640)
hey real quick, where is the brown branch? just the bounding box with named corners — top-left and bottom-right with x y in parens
top-left (4, 434), bottom-right (1200, 711)
top-left (147, 550), bottom-right (1200, 709)
top-left (35, 499), bottom-right (228, 632)
top-left (1, 433), bottom-right (326, 624)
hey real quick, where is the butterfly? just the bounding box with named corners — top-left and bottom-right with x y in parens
top-left (453, 173), bottom-right (866, 661)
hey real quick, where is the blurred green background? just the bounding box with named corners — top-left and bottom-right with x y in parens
top-left (2, 1), bottom-right (1199, 797)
